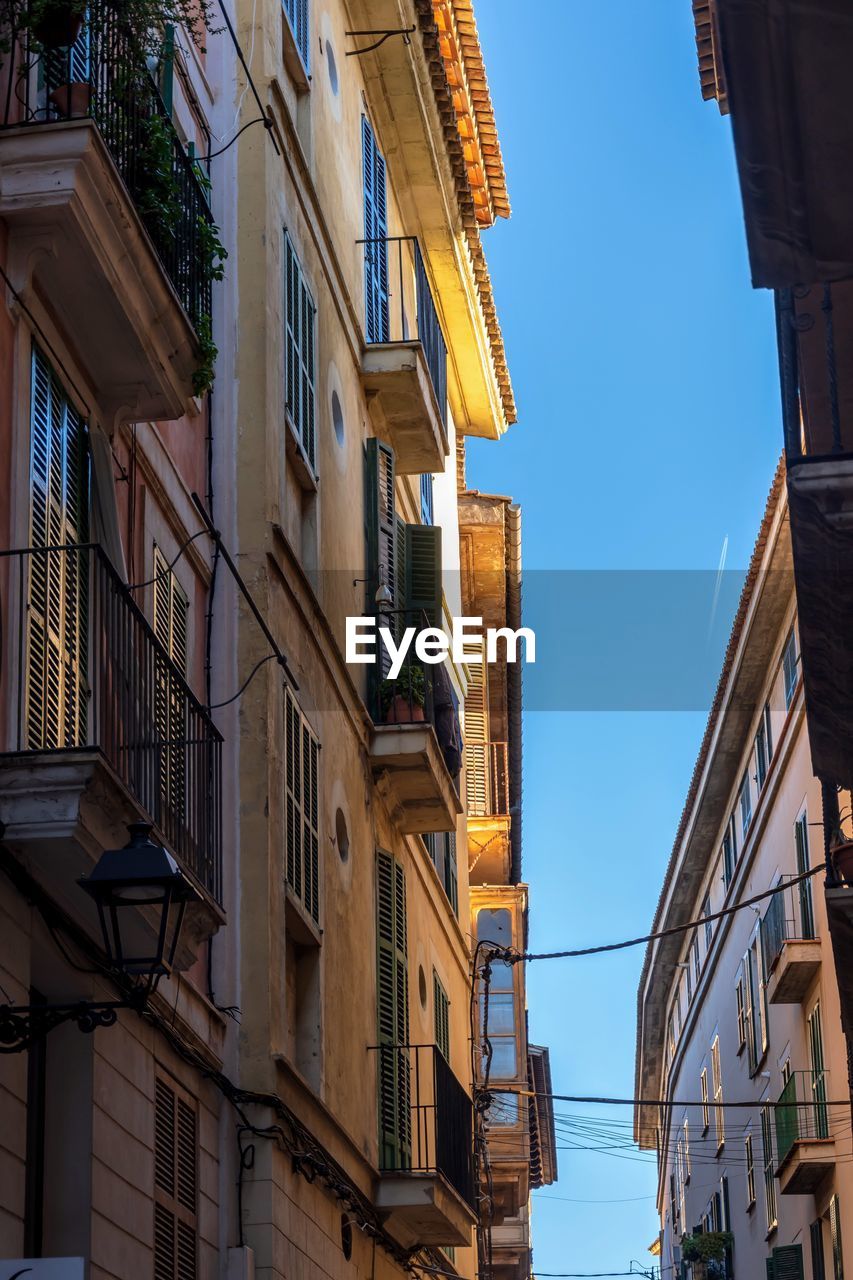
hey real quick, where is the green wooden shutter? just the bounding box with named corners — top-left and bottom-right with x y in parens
top-left (364, 441), bottom-right (397, 715)
top-left (376, 850), bottom-right (410, 1170)
top-left (831, 1195), bottom-right (844, 1280)
top-left (404, 523), bottom-right (442, 628)
top-left (812, 1220), bottom-right (827, 1280)
top-left (284, 688), bottom-right (320, 923)
top-left (772, 1245), bottom-right (804, 1280)
top-left (445, 830), bottom-right (458, 914)
top-left (766, 1260), bottom-right (776, 1280)
top-left (284, 232), bottom-right (316, 471)
top-left (362, 115), bottom-right (389, 344)
top-left (433, 971), bottom-right (450, 1060)
top-left (27, 344), bottom-right (89, 752)
top-left (795, 814), bottom-right (815, 938)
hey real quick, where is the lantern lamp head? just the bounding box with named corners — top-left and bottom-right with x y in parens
top-left (79, 822), bottom-right (200, 990)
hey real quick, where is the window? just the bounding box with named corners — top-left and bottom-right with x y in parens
top-left (702, 893), bottom-right (713, 949)
top-left (768, 1245), bottom-right (805, 1279)
top-left (284, 686), bottom-right (320, 923)
top-left (755, 703), bottom-right (773, 789)
top-left (477, 909), bottom-right (517, 1080)
top-left (811, 1219), bottom-right (827, 1280)
top-left (362, 115), bottom-right (389, 344)
top-left (27, 344), bottom-right (90, 751)
top-left (284, 230), bottom-right (316, 473)
top-left (744, 934), bottom-right (767, 1074)
top-left (685, 955), bottom-right (693, 1002)
top-left (795, 812), bottom-right (816, 939)
top-left (711, 1035), bottom-right (724, 1149)
top-left (761, 1103), bottom-right (777, 1232)
top-left (376, 850), bottom-right (410, 1168)
top-left (691, 932), bottom-right (701, 987)
top-left (283, 0), bottom-right (309, 71)
top-left (152, 546), bottom-right (190, 828)
top-left (154, 1076), bottom-right (198, 1280)
top-left (782, 627), bottom-right (799, 710)
top-left (433, 972), bottom-right (449, 1061)
top-left (424, 831), bottom-right (458, 915)
top-left (420, 472), bottom-right (434, 525)
top-left (700, 1066), bottom-right (710, 1133)
top-left (735, 967), bottom-right (747, 1053)
top-left (745, 1132), bottom-right (756, 1208)
top-left (666, 1012), bottom-right (676, 1071)
top-left (681, 1116), bottom-right (690, 1184)
top-left (830, 1194), bottom-right (844, 1280)
top-left (739, 770), bottom-right (753, 839)
top-left (722, 814), bottom-right (738, 887)
top-left (808, 1003), bottom-right (829, 1139)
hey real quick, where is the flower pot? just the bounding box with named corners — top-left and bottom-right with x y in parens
top-left (833, 838), bottom-right (853, 885)
top-left (33, 5), bottom-right (83, 49)
top-left (49, 80), bottom-right (92, 118)
top-left (385, 696), bottom-right (425, 725)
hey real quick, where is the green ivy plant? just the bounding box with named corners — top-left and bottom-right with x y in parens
top-left (1, 0), bottom-right (221, 62)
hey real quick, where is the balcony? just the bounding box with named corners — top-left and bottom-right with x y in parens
top-left (0, 8), bottom-right (214, 420)
top-left (368, 620), bottom-right (462, 834)
top-left (359, 236), bottom-right (449, 474)
top-left (0, 545), bottom-right (223, 967)
top-left (776, 282), bottom-right (853, 785)
top-left (774, 1071), bottom-right (835, 1195)
top-left (372, 1044), bottom-right (476, 1248)
top-left (482, 1090), bottom-right (529, 1224)
top-left (761, 878), bottom-right (821, 1004)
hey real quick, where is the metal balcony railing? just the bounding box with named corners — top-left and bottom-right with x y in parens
top-left (371, 1043), bottom-right (475, 1210)
top-left (775, 1071), bottom-right (830, 1167)
top-left (761, 875), bottom-right (817, 975)
top-left (359, 235), bottom-right (448, 424)
top-left (1, 5), bottom-right (213, 330)
top-left (465, 740), bottom-right (509, 818)
top-left (777, 283), bottom-right (853, 462)
top-left (1, 544), bottom-right (222, 901)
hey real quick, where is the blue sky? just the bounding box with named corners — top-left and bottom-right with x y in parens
top-left (468, 2), bottom-right (782, 1274)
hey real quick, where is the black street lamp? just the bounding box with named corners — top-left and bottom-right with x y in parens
top-left (0, 822), bottom-right (201, 1054)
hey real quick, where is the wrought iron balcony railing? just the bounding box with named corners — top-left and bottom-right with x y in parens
top-left (0, 544), bottom-right (222, 901)
top-left (359, 235), bottom-right (448, 424)
top-left (465, 739), bottom-right (509, 818)
top-left (1, 5), bottom-right (213, 331)
top-left (775, 1070), bottom-right (830, 1168)
top-left (761, 875), bottom-right (817, 974)
top-left (371, 1042), bottom-right (476, 1210)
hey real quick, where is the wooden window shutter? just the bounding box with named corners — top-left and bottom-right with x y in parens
top-left (445, 830), bottom-right (458, 915)
top-left (362, 116), bottom-right (389, 344)
top-left (464, 645), bottom-right (489, 816)
top-left (364, 440), bottom-right (397, 714)
top-left (433, 971), bottom-right (450, 1060)
top-left (284, 687), bottom-right (320, 923)
top-left (284, 231), bottom-right (316, 471)
top-left (766, 1261), bottom-right (775, 1280)
top-left (831, 1194), bottom-right (844, 1280)
top-left (404, 523), bottom-right (442, 627)
top-left (772, 1245), bottom-right (804, 1280)
top-left (154, 1076), bottom-right (197, 1280)
top-left (812, 1221), bottom-right (827, 1280)
top-left (376, 850), bottom-right (410, 1170)
top-left (27, 344), bottom-right (89, 752)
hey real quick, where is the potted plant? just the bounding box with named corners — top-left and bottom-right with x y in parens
top-left (30, 0), bottom-right (86, 50)
top-left (681, 1231), bottom-right (733, 1279)
top-left (380, 665), bottom-right (426, 724)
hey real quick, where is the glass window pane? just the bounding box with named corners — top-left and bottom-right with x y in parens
top-left (477, 908), bottom-right (512, 947)
top-left (486, 959), bottom-right (515, 993)
top-left (481, 993), bottom-right (515, 1035)
top-left (487, 1091), bottom-right (520, 1126)
top-left (483, 1037), bottom-right (516, 1079)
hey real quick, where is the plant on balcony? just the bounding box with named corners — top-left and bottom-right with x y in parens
top-left (1, 0), bottom-right (221, 62)
top-left (681, 1231), bottom-right (733, 1279)
top-left (379, 664), bottom-right (426, 724)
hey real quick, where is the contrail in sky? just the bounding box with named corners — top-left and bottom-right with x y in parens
top-left (708, 534), bottom-right (729, 640)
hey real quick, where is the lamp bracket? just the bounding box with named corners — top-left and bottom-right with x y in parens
top-left (344, 27), bottom-right (415, 56)
top-left (0, 997), bottom-right (141, 1054)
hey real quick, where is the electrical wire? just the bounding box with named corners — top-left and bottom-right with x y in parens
top-left (484, 863), bottom-right (826, 964)
top-left (126, 528), bottom-right (210, 590)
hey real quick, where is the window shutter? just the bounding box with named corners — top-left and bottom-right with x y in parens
top-left (376, 851), bottom-right (410, 1169)
top-left (284, 231), bottom-right (316, 471)
top-left (445, 830), bottom-right (458, 915)
top-left (772, 1245), bottom-right (804, 1280)
top-left (433, 971), bottom-right (449, 1060)
top-left (766, 1261), bottom-right (776, 1280)
top-left (364, 440), bottom-right (397, 715)
top-left (154, 1077), bottom-right (197, 1280)
top-left (284, 687), bottom-right (320, 923)
top-left (362, 116), bottom-right (389, 344)
top-left (812, 1220), bottom-right (827, 1280)
top-left (831, 1194), bottom-right (844, 1280)
top-left (404, 523), bottom-right (442, 628)
top-left (464, 645), bottom-right (489, 816)
top-left (27, 345), bottom-right (89, 752)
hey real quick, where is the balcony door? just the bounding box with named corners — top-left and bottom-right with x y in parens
top-left (26, 345), bottom-right (90, 750)
top-left (362, 115), bottom-right (389, 344)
